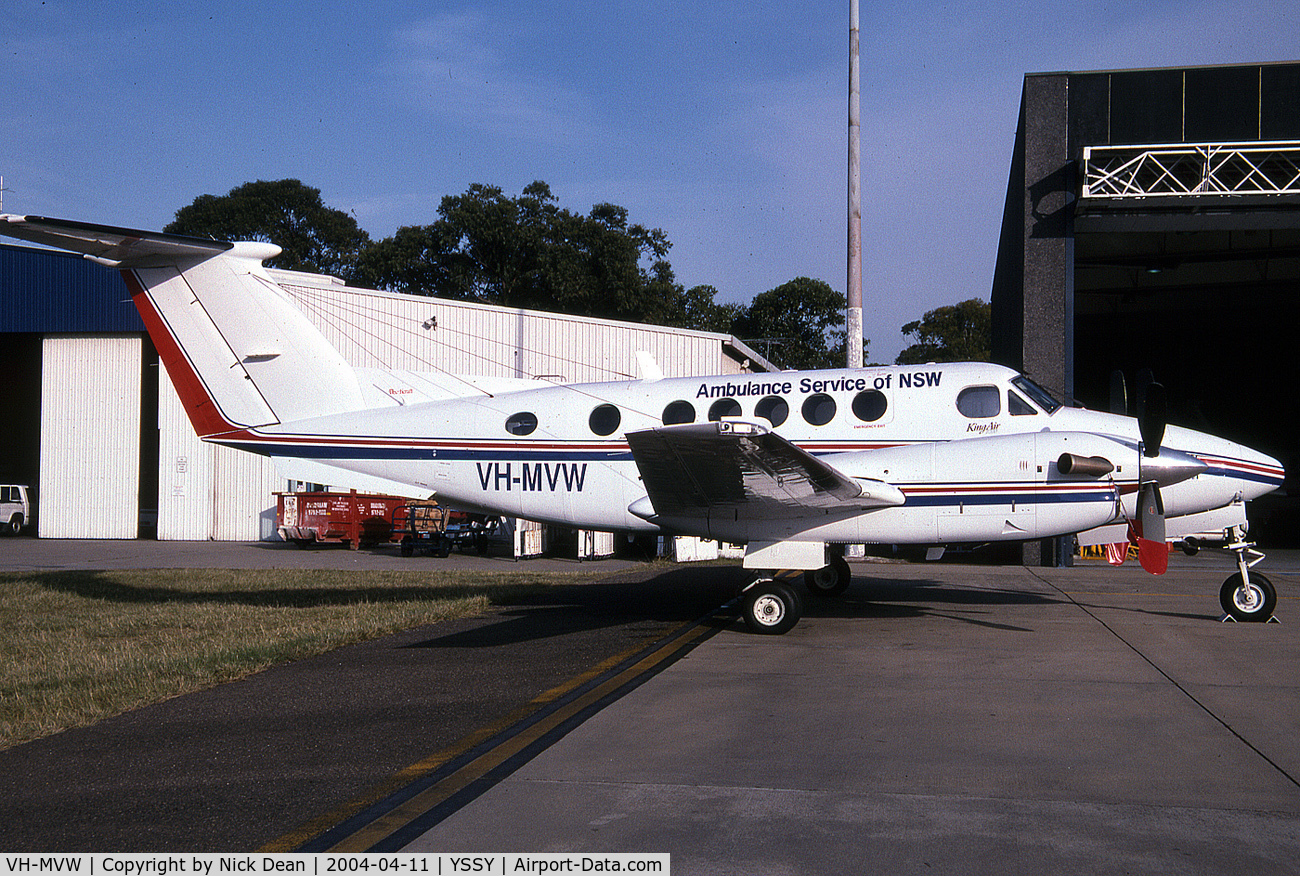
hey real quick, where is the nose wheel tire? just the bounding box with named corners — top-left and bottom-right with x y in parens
top-left (1220, 572), bottom-right (1276, 622)
top-left (742, 580), bottom-right (802, 635)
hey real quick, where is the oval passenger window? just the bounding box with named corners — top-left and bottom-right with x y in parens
top-left (802, 393), bottom-right (837, 426)
top-left (708, 398), bottom-right (742, 421)
top-left (662, 400), bottom-right (696, 425)
top-left (589, 404), bottom-right (622, 436)
top-left (755, 395), bottom-right (789, 427)
top-left (505, 412), bottom-right (538, 435)
top-left (851, 389), bottom-right (888, 422)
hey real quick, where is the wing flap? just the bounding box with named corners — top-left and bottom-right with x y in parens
top-left (626, 420), bottom-right (904, 525)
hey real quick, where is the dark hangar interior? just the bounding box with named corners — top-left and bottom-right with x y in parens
top-left (992, 62), bottom-right (1300, 544)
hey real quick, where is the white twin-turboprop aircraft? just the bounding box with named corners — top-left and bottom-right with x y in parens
top-left (2, 215), bottom-right (1286, 632)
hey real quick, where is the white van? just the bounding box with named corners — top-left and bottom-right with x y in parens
top-left (1, 485), bottom-right (31, 535)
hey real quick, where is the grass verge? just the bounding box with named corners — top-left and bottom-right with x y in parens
top-left (0, 567), bottom-right (589, 750)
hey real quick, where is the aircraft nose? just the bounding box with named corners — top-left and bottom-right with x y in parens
top-left (1211, 443), bottom-right (1286, 499)
top-left (1168, 425), bottom-right (1285, 500)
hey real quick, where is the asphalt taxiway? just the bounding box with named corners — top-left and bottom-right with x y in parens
top-left (400, 552), bottom-right (1300, 874)
top-left (1, 539), bottom-right (1297, 872)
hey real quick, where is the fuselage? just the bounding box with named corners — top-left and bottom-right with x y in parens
top-left (215, 362), bottom-right (1285, 546)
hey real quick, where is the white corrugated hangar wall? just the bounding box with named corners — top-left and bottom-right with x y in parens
top-left (136, 270), bottom-right (757, 541)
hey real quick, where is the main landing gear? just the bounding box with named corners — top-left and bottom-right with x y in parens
top-left (740, 557), bottom-right (853, 635)
top-left (1218, 527), bottom-right (1278, 623)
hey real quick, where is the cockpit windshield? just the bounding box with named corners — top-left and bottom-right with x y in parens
top-left (1010, 375), bottom-right (1062, 414)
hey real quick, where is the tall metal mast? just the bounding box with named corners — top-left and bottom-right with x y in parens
top-left (846, 0), bottom-right (864, 368)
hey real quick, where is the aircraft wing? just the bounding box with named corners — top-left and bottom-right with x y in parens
top-left (626, 420), bottom-right (904, 530)
top-left (1, 215), bottom-right (234, 267)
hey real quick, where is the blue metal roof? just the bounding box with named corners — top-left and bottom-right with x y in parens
top-left (0, 242), bottom-right (144, 333)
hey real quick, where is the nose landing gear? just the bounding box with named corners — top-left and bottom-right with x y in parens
top-left (1219, 527), bottom-right (1278, 623)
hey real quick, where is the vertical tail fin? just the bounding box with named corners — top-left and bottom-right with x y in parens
top-left (2, 215), bottom-right (364, 437)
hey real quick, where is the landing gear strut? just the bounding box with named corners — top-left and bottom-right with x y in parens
top-left (741, 556), bottom-right (854, 634)
top-left (1219, 527), bottom-right (1277, 623)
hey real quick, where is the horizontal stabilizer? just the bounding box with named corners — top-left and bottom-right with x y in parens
top-left (1, 214), bottom-right (242, 267)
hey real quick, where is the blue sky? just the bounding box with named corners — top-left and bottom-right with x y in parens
top-left (4, 1), bottom-right (1299, 363)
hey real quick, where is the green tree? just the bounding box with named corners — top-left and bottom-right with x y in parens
top-left (358, 181), bottom-right (724, 327)
top-left (895, 298), bottom-right (991, 365)
top-left (672, 285), bottom-right (743, 335)
top-left (731, 277), bottom-right (860, 370)
top-left (165, 179), bottom-right (372, 281)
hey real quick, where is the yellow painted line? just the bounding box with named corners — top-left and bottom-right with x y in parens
top-left (324, 619), bottom-right (722, 852)
top-left (260, 615), bottom-right (724, 853)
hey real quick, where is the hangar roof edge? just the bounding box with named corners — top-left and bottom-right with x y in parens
top-left (1026, 59), bottom-right (1300, 79)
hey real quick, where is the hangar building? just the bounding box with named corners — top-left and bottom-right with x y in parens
top-left (992, 61), bottom-right (1300, 547)
top-left (0, 242), bottom-right (770, 542)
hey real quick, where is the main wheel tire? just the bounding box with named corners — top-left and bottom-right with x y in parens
top-left (5, 515), bottom-right (22, 536)
top-left (1220, 571), bottom-right (1276, 622)
top-left (804, 556), bottom-right (852, 597)
top-left (742, 581), bottom-right (802, 635)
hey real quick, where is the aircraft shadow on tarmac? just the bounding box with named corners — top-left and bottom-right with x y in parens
top-left (806, 577), bottom-right (1061, 632)
top-left (404, 565), bottom-right (750, 649)
top-left (23, 564), bottom-right (1128, 645)
top-left (406, 566), bottom-right (1068, 648)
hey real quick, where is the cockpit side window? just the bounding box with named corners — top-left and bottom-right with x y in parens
top-left (1008, 390), bottom-right (1036, 416)
top-left (1010, 375), bottom-right (1061, 414)
top-left (956, 385), bottom-right (1000, 418)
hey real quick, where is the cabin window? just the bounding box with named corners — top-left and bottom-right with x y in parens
top-left (708, 398), bottom-right (742, 421)
top-left (956, 385), bottom-right (1000, 418)
top-left (662, 400), bottom-right (695, 425)
top-left (851, 389), bottom-right (888, 422)
top-left (589, 404), bottom-right (622, 436)
top-left (755, 395), bottom-right (789, 427)
top-left (802, 393), bottom-right (837, 426)
top-left (1008, 390), bottom-right (1036, 416)
top-left (505, 412), bottom-right (538, 435)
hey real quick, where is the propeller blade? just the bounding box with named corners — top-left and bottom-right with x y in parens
top-left (1137, 482), bottom-right (1165, 543)
top-left (1109, 370), bottom-right (1128, 416)
top-left (1139, 382), bottom-right (1167, 458)
top-left (1135, 534), bottom-right (1168, 575)
top-left (1135, 368), bottom-right (1155, 397)
top-left (1135, 482), bottom-right (1168, 575)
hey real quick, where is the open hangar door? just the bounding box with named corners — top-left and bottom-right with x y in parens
top-left (1072, 213), bottom-right (1300, 543)
top-left (0, 334), bottom-right (42, 494)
